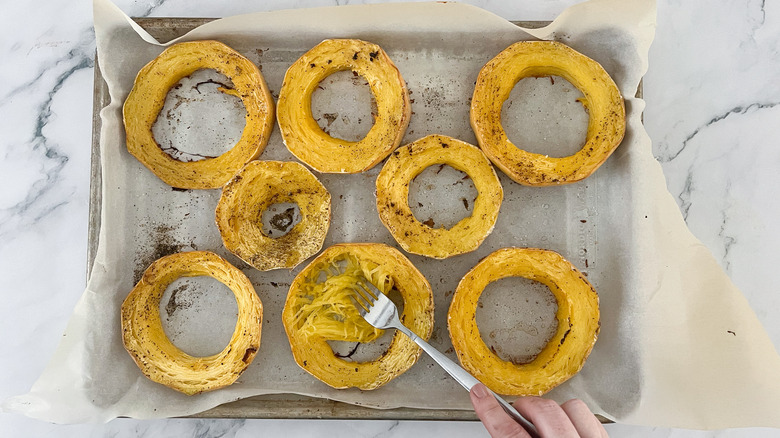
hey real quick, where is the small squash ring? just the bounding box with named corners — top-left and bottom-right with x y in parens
top-left (448, 247), bottom-right (599, 396)
top-left (470, 41), bottom-right (625, 186)
top-left (216, 160), bottom-right (331, 271)
top-left (121, 251), bottom-right (263, 395)
top-left (123, 40), bottom-right (275, 189)
top-left (376, 134), bottom-right (503, 259)
top-left (282, 243), bottom-right (434, 390)
top-left (277, 39), bottom-right (410, 173)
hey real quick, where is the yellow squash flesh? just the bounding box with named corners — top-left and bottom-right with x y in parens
top-left (282, 243), bottom-right (434, 390)
top-left (277, 39), bottom-right (410, 173)
top-left (448, 248), bottom-right (599, 396)
top-left (470, 41), bottom-right (625, 186)
top-left (215, 160), bottom-right (331, 271)
top-left (123, 40), bottom-right (275, 189)
top-left (121, 251), bottom-right (263, 395)
top-left (376, 134), bottom-right (503, 259)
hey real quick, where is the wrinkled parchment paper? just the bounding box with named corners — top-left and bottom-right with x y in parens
top-left (5, 0), bottom-right (780, 429)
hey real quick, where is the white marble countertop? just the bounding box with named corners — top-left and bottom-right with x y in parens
top-left (1, 0), bottom-right (779, 436)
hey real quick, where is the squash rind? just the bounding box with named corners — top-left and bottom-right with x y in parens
top-left (123, 40), bottom-right (275, 189)
top-left (215, 160), bottom-right (331, 271)
top-left (121, 251), bottom-right (263, 395)
top-left (282, 243), bottom-right (434, 390)
top-left (470, 41), bottom-right (625, 186)
top-left (448, 247), bottom-right (599, 396)
top-left (376, 134), bottom-right (503, 259)
top-left (277, 39), bottom-right (410, 173)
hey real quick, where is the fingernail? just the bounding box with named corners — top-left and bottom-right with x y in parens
top-left (472, 383), bottom-right (490, 399)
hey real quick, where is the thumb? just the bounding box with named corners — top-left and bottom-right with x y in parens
top-left (470, 384), bottom-right (529, 438)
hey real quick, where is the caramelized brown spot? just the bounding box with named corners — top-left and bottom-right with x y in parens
top-left (242, 347), bottom-right (258, 363)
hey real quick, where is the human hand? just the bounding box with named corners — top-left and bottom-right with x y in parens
top-left (469, 383), bottom-right (608, 438)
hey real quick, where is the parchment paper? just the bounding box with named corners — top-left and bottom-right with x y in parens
top-left (5, 0), bottom-right (780, 429)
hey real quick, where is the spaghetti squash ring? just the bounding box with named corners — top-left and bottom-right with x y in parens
top-left (282, 243), bottom-right (434, 390)
top-left (448, 247), bottom-right (599, 396)
top-left (121, 251), bottom-right (263, 395)
top-left (376, 134), bottom-right (503, 259)
top-left (216, 160), bottom-right (331, 271)
top-left (277, 39), bottom-right (410, 173)
top-left (470, 41), bottom-right (625, 186)
top-left (123, 40), bottom-right (275, 189)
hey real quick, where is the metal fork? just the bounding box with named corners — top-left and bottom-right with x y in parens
top-left (353, 282), bottom-right (540, 438)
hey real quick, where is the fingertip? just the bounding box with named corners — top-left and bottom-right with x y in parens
top-left (561, 398), bottom-right (608, 437)
top-left (470, 386), bottom-right (530, 438)
top-left (561, 398), bottom-right (589, 412)
top-left (513, 397), bottom-right (579, 437)
top-left (468, 387), bottom-right (481, 408)
top-left (470, 383), bottom-right (490, 399)
top-left (513, 396), bottom-right (558, 413)
top-left (469, 384), bottom-right (496, 412)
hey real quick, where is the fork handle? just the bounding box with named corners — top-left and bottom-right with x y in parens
top-left (398, 327), bottom-right (540, 438)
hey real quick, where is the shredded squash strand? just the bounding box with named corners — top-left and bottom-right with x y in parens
top-left (292, 254), bottom-right (394, 342)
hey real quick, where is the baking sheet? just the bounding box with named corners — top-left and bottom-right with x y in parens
top-left (5, 0), bottom-right (780, 429)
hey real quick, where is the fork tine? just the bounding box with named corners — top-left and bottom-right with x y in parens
top-left (353, 283), bottom-right (376, 311)
top-left (358, 281), bottom-right (379, 300)
top-left (355, 283), bottom-right (378, 306)
top-left (349, 295), bottom-right (369, 316)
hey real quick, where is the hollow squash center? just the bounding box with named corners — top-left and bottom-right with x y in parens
top-left (260, 202), bottom-right (302, 238)
top-left (312, 70), bottom-right (377, 142)
top-left (159, 275), bottom-right (239, 357)
top-left (152, 68), bottom-right (247, 162)
top-left (501, 75), bottom-right (588, 158)
top-left (476, 276), bottom-right (559, 365)
top-left (408, 164), bottom-right (477, 229)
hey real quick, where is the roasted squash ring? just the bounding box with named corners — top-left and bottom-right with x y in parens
top-left (121, 251), bottom-right (263, 395)
top-left (277, 39), bottom-right (410, 173)
top-left (376, 135), bottom-right (503, 259)
top-left (123, 40), bottom-right (275, 189)
top-left (470, 41), bottom-right (625, 186)
top-left (215, 160), bottom-right (331, 271)
top-left (282, 243), bottom-right (434, 390)
top-left (448, 248), bottom-right (599, 396)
